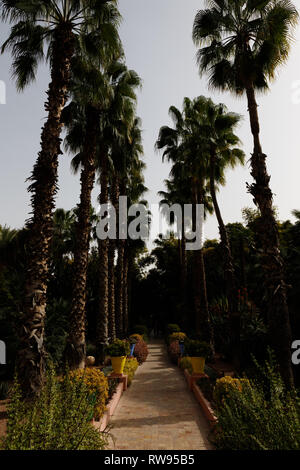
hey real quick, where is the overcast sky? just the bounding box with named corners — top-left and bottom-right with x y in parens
top-left (1, 0), bottom-right (300, 244)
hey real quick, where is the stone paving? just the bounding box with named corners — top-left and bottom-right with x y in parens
top-left (109, 342), bottom-right (213, 450)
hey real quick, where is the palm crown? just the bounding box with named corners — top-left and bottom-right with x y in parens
top-left (193, 0), bottom-right (298, 93)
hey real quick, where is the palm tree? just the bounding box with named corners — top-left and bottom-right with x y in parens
top-left (62, 54), bottom-right (118, 369)
top-left (193, 0), bottom-right (298, 386)
top-left (157, 100), bottom-right (214, 345)
top-left (96, 64), bottom-right (141, 359)
top-left (188, 96), bottom-right (245, 314)
top-left (1, 0), bottom-right (121, 395)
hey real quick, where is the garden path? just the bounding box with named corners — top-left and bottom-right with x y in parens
top-left (109, 342), bottom-right (213, 450)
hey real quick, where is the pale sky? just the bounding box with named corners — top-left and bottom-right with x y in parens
top-left (1, 0), bottom-right (300, 243)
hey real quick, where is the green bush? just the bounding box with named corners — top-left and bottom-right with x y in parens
top-left (0, 367), bottom-right (109, 450)
top-left (184, 339), bottom-right (212, 358)
top-left (166, 324), bottom-right (181, 335)
top-left (123, 358), bottom-right (139, 386)
top-left (214, 359), bottom-right (300, 450)
top-left (105, 339), bottom-right (130, 357)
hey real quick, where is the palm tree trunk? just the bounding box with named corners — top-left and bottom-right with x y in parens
top-left (192, 180), bottom-right (213, 346)
top-left (246, 83), bottom-right (293, 388)
top-left (65, 106), bottom-right (98, 369)
top-left (116, 240), bottom-right (125, 339)
top-left (96, 155), bottom-right (109, 364)
top-left (19, 24), bottom-right (74, 397)
top-left (181, 215), bottom-right (187, 306)
top-left (209, 151), bottom-right (237, 312)
top-left (123, 243), bottom-right (129, 336)
top-left (108, 238), bottom-right (116, 342)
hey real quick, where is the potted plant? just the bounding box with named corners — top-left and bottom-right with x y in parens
top-left (105, 339), bottom-right (130, 375)
top-left (184, 339), bottom-right (211, 374)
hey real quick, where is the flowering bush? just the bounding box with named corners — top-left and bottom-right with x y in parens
top-left (129, 334), bottom-right (143, 344)
top-left (213, 361), bottom-right (300, 450)
top-left (123, 357), bottom-right (139, 386)
top-left (168, 340), bottom-right (181, 364)
top-left (213, 376), bottom-right (249, 409)
top-left (133, 338), bottom-right (149, 364)
top-left (169, 332), bottom-right (186, 344)
top-left (69, 368), bottom-right (109, 420)
top-left (1, 367), bottom-right (108, 450)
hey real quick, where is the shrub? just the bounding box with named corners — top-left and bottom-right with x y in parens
top-left (213, 360), bottom-right (300, 450)
top-left (129, 334), bottom-right (143, 344)
top-left (213, 376), bottom-right (249, 409)
top-left (169, 332), bottom-right (186, 344)
top-left (134, 338), bottom-right (149, 364)
top-left (184, 339), bottom-right (212, 358)
top-left (0, 368), bottom-right (108, 450)
top-left (123, 358), bottom-right (139, 386)
top-left (133, 325), bottom-right (148, 338)
top-left (105, 339), bottom-right (130, 357)
top-left (166, 323), bottom-right (181, 334)
top-left (69, 368), bottom-right (108, 420)
top-left (107, 378), bottom-right (118, 402)
top-left (168, 341), bottom-right (181, 364)
top-left (179, 357), bottom-right (193, 374)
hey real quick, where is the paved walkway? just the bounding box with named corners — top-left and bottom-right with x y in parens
top-left (109, 342), bottom-right (213, 450)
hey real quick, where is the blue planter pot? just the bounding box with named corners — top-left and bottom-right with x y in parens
top-left (179, 343), bottom-right (185, 356)
top-left (130, 343), bottom-right (136, 356)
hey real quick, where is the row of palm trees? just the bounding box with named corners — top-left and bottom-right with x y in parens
top-left (1, 0), bottom-right (146, 397)
top-left (157, 96), bottom-right (245, 354)
top-left (157, 0), bottom-right (298, 388)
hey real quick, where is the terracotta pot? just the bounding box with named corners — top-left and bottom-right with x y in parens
top-left (190, 357), bottom-right (205, 374)
top-left (111, 356), bottom-right (126, 375)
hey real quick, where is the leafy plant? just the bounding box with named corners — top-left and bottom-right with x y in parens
top-left (105, 339), bottom-right (130, 357)
top-left (169, 332), bottom-right (186, 344)
top-left (166, 324), bottom-right (181, 334)
top-left (213, 376), bottom-right (249, 409)
top-left (132, 325), bottom-right (148, 338)
top-left (184, 339), bottom-right (212, 358)
top-left (168, 341), bottom-right (181, 364)
top-left (133, 339), bottom-right (148, 365)
top-left (213, 359), bottom-right (300, 450)
top-left (179, 357), bottom-right (193, 375)
top-left (0, 367), bottom-right (108, 450)
top-left (123, 358), bottom-right (139, 386)
top-left (68, 368), bottom-right (108, 420)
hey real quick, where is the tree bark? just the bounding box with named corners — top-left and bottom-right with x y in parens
top-left (65, 106), bottom-right (98, 369)
top-left (108, 238), bottom-right (116, 342)
top-left (192, 180), bottom-right (213, 346)
top-left (123, 243), bottom-right (129, 337)
top-left (209, 150), bottom-right (237, 312)
top-left (96, 154), bottom-right (109, 364)
top-left (19, 24), bottom-right (74, 397)
top-left (246, 83), bottom-right (294, 388)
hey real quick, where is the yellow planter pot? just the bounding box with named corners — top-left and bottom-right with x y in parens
top-left (111, 356), bottom-right (127, 375)
top-left (190, 357), bottom-right (205, 374)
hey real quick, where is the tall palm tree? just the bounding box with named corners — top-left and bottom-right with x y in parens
top-left (193, 0), bottom-right (298, 386)
top-left (187, 96), bottom-right (245, 313)
top-left (96, 64), bottom-right (141, 359)
top-left (1, 0), bottom-right (121, 395)
top-left (62, 54), bottom-right (119, 369)
top-left (157, 100), bottom-right (214, 345)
